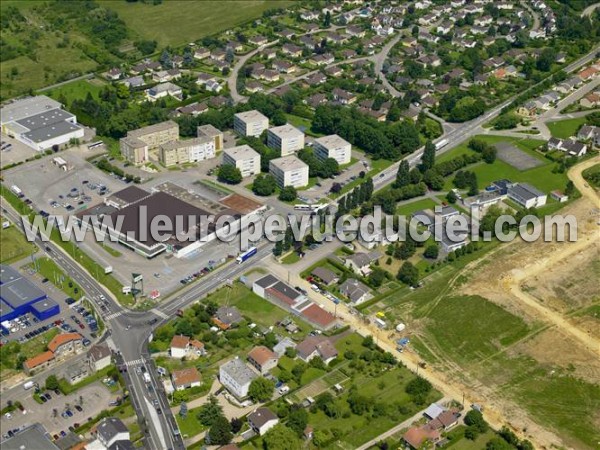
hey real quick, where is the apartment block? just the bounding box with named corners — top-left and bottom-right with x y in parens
top-left (120, 120), bottom-right (179, 164)
top-left (158, 136), bottom-right (216, 167)
top-left (267, 124), bottom-right (305, 156)
top-left (269, 155), bottom-right (309, 188)
top-left (233, 110), bottom-right (269, 137)
top-left (314, 134), bottom-right (352, 165)
top-left (223, 145), bottom-right (261, 177)
top-left (197, 124), bottom-right (224, 151)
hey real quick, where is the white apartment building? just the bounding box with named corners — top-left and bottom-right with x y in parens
top-left (233, 110), bottom-right (269, 137)
top-left (267, 124), bottom-right (305, 156)
top-left (269, 155), bottom-right (309, 188)
top-left (223, 145), bottom-right (261, 177)
top-left (313, 134), bottom-right (352, 165)
top-left (219, 357), bottom-right (258, 399)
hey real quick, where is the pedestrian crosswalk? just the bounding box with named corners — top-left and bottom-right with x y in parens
top-left (151, 309), bottom-right (169, 319)
top-left (105, 311), bottom-right (122, 321)
top-left (124, 359), bottom-right (144, 368)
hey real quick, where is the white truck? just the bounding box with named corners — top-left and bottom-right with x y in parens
top-left (143, 372), bottom-right (151, 384)
top-left (23, 381), bottom-right (35, 390)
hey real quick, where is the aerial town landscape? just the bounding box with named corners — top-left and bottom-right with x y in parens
top-left (0, 0), bottom-right (599, 449)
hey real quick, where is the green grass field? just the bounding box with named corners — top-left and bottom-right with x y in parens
top-left (440, 135), bottom-right (568, 193)
top-left (395, 198), bottom-right (438, 216)
top-left (99, 0), bottom-right (295, 47)
top-left (30, 257), bottom-right (83, 300)
top-left (45, 78), bottom-right (106, 106)
top-left (0, 223), bottom-right (36, 264)
top-left (546, 116), bottom-right (589, 139)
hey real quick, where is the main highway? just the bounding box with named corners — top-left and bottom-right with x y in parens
top-left (1, 43), bottom-right (598, 450)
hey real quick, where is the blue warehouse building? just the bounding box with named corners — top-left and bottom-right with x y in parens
top-left (0, 265), bottom-right (60, 323)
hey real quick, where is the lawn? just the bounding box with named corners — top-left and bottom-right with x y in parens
top-left (45, 78), bottom-right (105, 107)
top-left (546, 116), bottom-right (589, 139)
top-left (281, 251), bottom-right (301, 265)
top-left (29, 257), bottom-right (83, 300)
top-left (175, 405), bottom-right (207, 438)
top-left (445, 427), bottom-right (496, 449)
top-left (440, 135), bottom-right (568, 193)
top-left (1, 328), bottom-right (60, 380)
top-left (100, 0), bottom-right (295, 47)
top-left (395, 198), bottom-right (438, 217)
top-left (0, 223), bottom-right (37, 264)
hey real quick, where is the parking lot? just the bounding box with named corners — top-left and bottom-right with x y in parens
top-left (0, 133), bottom-right (38, 167)
top-left (1, 382), bottom-right (118, 440)
top-left (1, 264), bottom-right (99, 347)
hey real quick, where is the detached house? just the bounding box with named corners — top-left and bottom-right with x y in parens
top-left (171, 367), bottom-right (202, 391)
top-left (344, 252), bottom-right (373, 276)
top-left (248, 408), bottom-right (279, 436)
top-left (247, 346), bottom-right (279, 374)
top-left (296, 336), bottom-right (338, 364)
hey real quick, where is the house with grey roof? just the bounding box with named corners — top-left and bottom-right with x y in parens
top-left (311, 267), bottom-right (339, 286)
top-left (507, 183), bottom-right (547, 208)
top-left (339, 278), bottom-right (372, 305)
top-left (344, 252), bottom-right (373, 276)
top-left (214, 306), bottom-right (243, 329)
top-left (248, 407), bottom-right (279, 435)
top-left (219, 357), bottom-right (259, 399)
top-left (94, 417), bottom-right (130, 449)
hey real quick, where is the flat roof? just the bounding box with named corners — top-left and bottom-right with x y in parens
top-left (127, 120), bottom-right (178, 138)
top-left (235, 109), bottom-right (268, 123)
top-left (268, 124), bottom-right (304, 139)
top-left (23, 120), bottom-right (82, 144)
top-left (315, 134), bottom-right (351, 149)
top-left (15, 108), bottom-right (74, 131)
top-left (270, 155), bottom-right (308, 172)
top-left (255, 274), bottom-right (278, 288)
top-left (0, 265), bottom-right (47, 309)
top-left (120, 136), bottom-right (147, 148)
top-left (108, 186), bottom-right (151, 206)
top-left (224, 144), bottom-right (260, 161)
top-left (197, 124), bottom-right (222, 138)
top-left (1, 423), bottom-right (60, 450)
top-left (30, 297), bottom-right (60, 314)
top-left (221, 357), bottom-right (258, 385)
top-left (1, 95), bottom-right (62, 125)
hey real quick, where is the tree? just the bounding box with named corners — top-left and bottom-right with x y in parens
top-left (485, 437), bottom-right (514, 450)
top-left (395, 160), bottom-right (410, 188)
top-left (420, 140), bottom-right (436, 172)
top-left (464, 409), bottom-right (488, 437)
top-left (263, 424), bottom-right (303, 450)
top-left (330, 182), bottom-right (342, 194)
top-left (397, 262), bottom-right (419, 287)
top-left (217, 164), bottom-right (242, 184)
top-left (287, 407), bottom-right (308, 437)
top-left (468, 172), bottom-right (479, 196)
top-left (197, 395), bottom-right (223, 426)
top-left (405, 376), bottom-right (432, 404)
top-left (230, 417), bottom-right (243, 434)
top-left (446, 190), bottom-right (458, 204)
top-left (482, 146), bottom-right (497, 164)
top-left (324, 11), bottom-right (331, 27)
top-left (248, 377), bottom-right (275, 402)
top-left (45, 375), bottom-right (59, 391)
top-left (564, 180), bottom-right (575, 196)
top-left (179, 401), bottom-right (188, 418)
top-left (253, 174), bottom-right (277, 196)
top-left (424, 244), bottom-right (439, 259)
top-left (278, 186), bottom-right (297, 202)
top-left (207, 415), bottom-right (232, 445)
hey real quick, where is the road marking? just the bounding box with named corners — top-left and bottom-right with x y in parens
top-left (124, 359), bottom-right (144, 368)
top-left (151, 309), bottom-right (169, 319)
top-left (105, 311), bottom-right (122, 320)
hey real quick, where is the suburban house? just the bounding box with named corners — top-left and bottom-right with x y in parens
top-left (171, 367), bottom-right (202, 391)
top-left (146, 82), bottom-right (182, 102)
top-left (507, 183), bottom-right (547, 208)
top-left (296, 336), bottom-right (338, 364)
top-left (88, 344), bottom-right (112, 372)
top-left (170, 335), bottom-right (206, 359)
top-left (219, 357), bottom-right (259, 399)
top-left (247, 346), bottom-right (279, 374)
top-left (430, 411), bottom-right (461, 431)
top-left (213, 306), bottom-right (244, 330)
top-left (92, 417), bottom-right (131, 449)
top-left (403, 425), bottom-right (441, 449)
top-left (311, 267), bottom-right (339, 286)
top-left (344, 252), bottom-right (373, 276)
top-left (339, 278), bottom-right (372, 305)
top-left (547, 137), bottom-right (587, 156)
top-left (247, 407), bottom-right (279, 436)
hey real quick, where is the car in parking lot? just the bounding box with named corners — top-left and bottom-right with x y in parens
top-left (74, 405), bottom-right (83, 412)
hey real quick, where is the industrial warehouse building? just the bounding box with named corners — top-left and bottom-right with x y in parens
top-left (0, 265), bottom-right (59, 323)
top-left (78, 183), bottom-right (265, 259)
top-left (0, 95), bottom-right (84, 151)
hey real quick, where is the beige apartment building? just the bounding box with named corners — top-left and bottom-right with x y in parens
top-left (267, 124), bottom-right (305, 156)
top-left (314, 134), bottom-right (352, 165)
top-left (233, 110), bottom-right (269, 137)
top-left (223, 145), bottom-right (261, 177)
top-left (197, 124), bottom-right (224, 151)
top-left (120, 120), bottom-right (179, 164)
top-left (159, 136), bottom-right (216, 167)
top-left (269, 155), bottom-right (309, 188)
